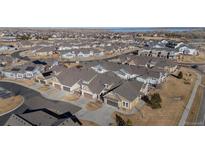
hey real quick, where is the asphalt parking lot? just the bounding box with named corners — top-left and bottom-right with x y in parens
top-left (0, 81), bottom-right (81, 125)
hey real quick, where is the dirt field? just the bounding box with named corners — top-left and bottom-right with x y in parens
top-left (0, 95), bottom-right (23, 114)
top-left (178, 52), bottom-right (205, 63)
top-left (85, 101), bottom-right (103, 111)
top-left (113, 67), bottom-right (197, 126)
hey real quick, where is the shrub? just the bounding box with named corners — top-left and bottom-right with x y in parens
top-left (178, 71), bottom-right (183, 79)
top-left (150, 93), bottom-right (162, 109)
top-left (126, 119), bottom-right (133, 126)
top-left (184, 81), bottom-right (190, 84)
top-left (142, 94), bottom-right (161, 109)
top-left (115, 114), bottom-right (126, 126)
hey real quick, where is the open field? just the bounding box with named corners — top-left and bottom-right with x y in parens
top-left (0, 95), bottom-right (23, 114)
top-left (113, 67), bottom-right (197, 125)
top-left (178, 52), bottom-right (205, 63)
top-left (85, 101), bottom-right (103, 111)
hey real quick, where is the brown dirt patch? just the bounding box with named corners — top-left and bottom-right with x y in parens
top-left (38, 85), bottom-right (50, 92)
top-left (85, 101), bottom-right (103, 111)
top-left (63, 94), bottom-right (80, 101)
top-left (0, 96), bottom-right (23, 114)
top-left (178, 52), bottom-right (205, 63)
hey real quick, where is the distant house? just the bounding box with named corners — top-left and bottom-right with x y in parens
top-left (19, 40), bottom-right (34, 48)
top-left (1, 63), bottom-right (42, 79)
top-left (34, 46), bottom-right (57, 56)
top-left (77, 51), bottom-right (94, 57)
top-left (114, 68), bottom-right (137, 80)
top-left (128, 56), bottom-right (178, 74)
top-left (128, 55), bottom-right (152, 67)
top-left (94, 51), bottom-right (104, 57)
top-left (61, 49), bottom-right (101, 59)
top-left (0, 45), bottom-right (16, 53)
top-left (114, 65), bottom-right (167, 85)
top-left (61, 51), bottom-right (76, 59)
top-left (178, 46), bottom-right (198, 55)
top-left (91, 64), bottom-right (108, 74)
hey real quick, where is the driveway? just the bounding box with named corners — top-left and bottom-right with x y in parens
top-left (0, 81), bottom-right (81, 125)
top-left (75, 104), bottom-right (117, 126)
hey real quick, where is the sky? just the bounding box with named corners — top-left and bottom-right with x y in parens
top-left (0, 0), bottom-right (205, 27)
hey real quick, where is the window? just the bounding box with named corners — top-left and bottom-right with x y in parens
top-left (63, 86), bottom-right (70, 91)
top-left (126, 103), bottom-right (129, 108)
top-left (123, 101), bottom-right (126, 107)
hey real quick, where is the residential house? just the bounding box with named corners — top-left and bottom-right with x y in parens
top-left (34, 46), bottom-right (57, 56)
top-left (103, 80), bottom-right (144, 110)
top-left (0, 45), bottom-right (16, 53)
top-left (4, 110), bottom-right (81, 126)
top-left (19, 40), bottom-right (34, 48)
top-left (82, 72), bottom-right (122, 100)
top-left (40, 66), bottom-right (97, 94)
top-left (1, 63), bottom-right (42, 79)
top-left (178, 46), bottom-right (198, 55)
top-left (128, 55), bottom-right (178, 74)
top-left (91, 64), bottom-right (109, 74)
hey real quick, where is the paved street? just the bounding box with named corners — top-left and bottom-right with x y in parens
top-left (11, 49), bottom-right (30, 61)
top-left (0, 81), bottom-right (81, 125)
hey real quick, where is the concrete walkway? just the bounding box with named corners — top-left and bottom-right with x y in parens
top-left (178, 72), bottom-right (202, 126)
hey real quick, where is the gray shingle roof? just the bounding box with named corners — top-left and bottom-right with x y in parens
top-left (56, 66), bottom-right (97, 87)
top-left (113, 81), bottom-right (143, 101)
top-left (20, 111), bottom-right (58, 126)
top-left (88, 71), bottom-right (122, 94)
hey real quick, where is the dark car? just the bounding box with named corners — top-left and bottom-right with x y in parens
top-left (191, 64), bottom-right (198, 69)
